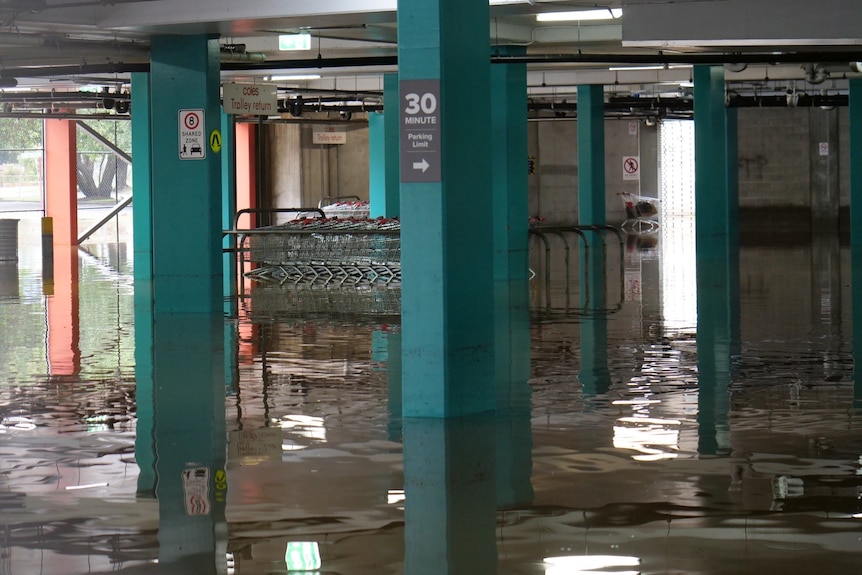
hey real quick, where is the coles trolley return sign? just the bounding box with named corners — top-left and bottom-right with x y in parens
top-left (179, 109), bottom-right (206, 160)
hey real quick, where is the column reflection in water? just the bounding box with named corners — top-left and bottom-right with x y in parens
top-left (853, 249), bottom-right (862, 405)
top-left (402, 349), bottom-right (532, 572)
top-left (496, 290), bottom-right (533, 508)
top-left (403, 415), bottom-right (497, 575)
top-left (579, 240), bottom-right (611, 400)
top-left (695, 253), bottom-right (739, 455)
top-left (135, 309), bottom-right (228, 574)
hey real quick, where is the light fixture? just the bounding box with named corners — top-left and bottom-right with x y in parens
top-left (608, 64), bottom-right (692, 72)
top-left (537, 8), bottom-right (622, 22)
top-left (278, 33), bottom-right (311, 51)
top-left (267, 74), bottom-right (321, 81)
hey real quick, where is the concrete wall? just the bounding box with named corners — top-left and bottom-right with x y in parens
top-left (736, 106), bottom-right (848, 231)
top-left (265, 120), bottom-right (370, 219)
top-left (263, 107), bottom-right (850, 229)
top-left (264, 123), bottom-right (302, 222)
top-left (300, 122), bottom-right (370, 209)
top-left (528, 118), bottom-right (659, 226)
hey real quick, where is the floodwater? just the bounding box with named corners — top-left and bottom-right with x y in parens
top-left (1, 209), bottom-right (861, 574)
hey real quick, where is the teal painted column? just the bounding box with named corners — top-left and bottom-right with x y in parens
top-left (398, 0), bottom-right (494, 416)
top-left (133, 292), bottom-right (156, 495)
top-left (490, 47), bottom-right (531, 407)
top-left (221, 112), bottom-right (237, 312)
top-left (152, 313), bottom-right (227, 573)
top-left (369, 73), bottom-right (400, 218)
top-left (577, 85), bottom-right (607, 310)
top-left (693, 65), bottom-right (737, 454)
top-left (131, 71), bottom-right (156, 494)
top-left (131, 72), bottom-right (153, 285)
top-left (850, 78), bottom-right (862, 404)
top-left (403, 416), bottom-right (497, 575)
top-left (577, 84), bottom-right (606, 226)
top-left (149, 35), bottom-right (223, 313)
top-left (694, 65), bottom-right (736, 249)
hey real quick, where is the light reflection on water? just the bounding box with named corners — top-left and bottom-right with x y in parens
top-left (0, 210), bottom-right (861, 574)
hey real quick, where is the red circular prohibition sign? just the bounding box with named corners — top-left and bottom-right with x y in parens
top-left (183, 112), bottom-right (200, 130)
top-left (624, 157), bottom-right (639, 174)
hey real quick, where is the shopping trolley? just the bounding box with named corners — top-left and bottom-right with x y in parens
top-left (619, 192), bottom-right (660, 234)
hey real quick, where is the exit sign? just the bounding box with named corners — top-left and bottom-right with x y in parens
top-left (279, 33), bottom-right (311, 51)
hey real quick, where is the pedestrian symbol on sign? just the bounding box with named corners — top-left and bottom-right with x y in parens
top-left (179, 109), bottom-right (206, 160)
top-left (622, 155), bottom-right (640, 181)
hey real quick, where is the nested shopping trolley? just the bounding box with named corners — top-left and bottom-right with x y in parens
top-left (619, 192), bottom-right (660, 234)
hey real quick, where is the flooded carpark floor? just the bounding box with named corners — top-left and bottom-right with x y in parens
top-left (0, 210), bottom-right (861, 574)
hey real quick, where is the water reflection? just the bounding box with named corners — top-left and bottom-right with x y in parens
top-left (137, 311), bottom-right (228, 574)
top-left (3, 210), bottom-right (862, 573)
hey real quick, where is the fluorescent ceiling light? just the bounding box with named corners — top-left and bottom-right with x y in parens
top-left (537, 8), bottom-right (622, 22)
top-left (268, 74), bottom-right (321, 81)
top-left (608, 64), bottom-right (692, 71)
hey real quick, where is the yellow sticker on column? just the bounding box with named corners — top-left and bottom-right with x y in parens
top-left (209, 130), bottom-right (222, 154)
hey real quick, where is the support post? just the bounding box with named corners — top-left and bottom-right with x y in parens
top-left (148, 35), bottom-right (223, 313)
top-left (370, 73), bottom-right (400, 218)
top-left (490, 46), bottom-right (531, 406)
top-left (44, 118), bottom-right (78, 246)
top-left (849, 78), bottom-right (862, 404)
top-left (397, 0), bottom-right (495, 417)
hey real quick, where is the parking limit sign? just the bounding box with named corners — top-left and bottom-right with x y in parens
top-left (179, 109), bottom-right (206, 160)
top-left (622, 155), bottom-right (640, 180)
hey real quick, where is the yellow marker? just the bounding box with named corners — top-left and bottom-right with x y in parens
top-left (209, 129), bottom-right (222, 154)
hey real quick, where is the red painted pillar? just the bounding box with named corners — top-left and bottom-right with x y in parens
top-left (44, 119), bottom-right (78, 246)
top-left (47, 246), bottom-right (80, 376)
top-left (235, 122), bottom-right (258, 300)
top-left (235, 122), bottom-right (257, 229)
top-left (44, 118), bottom-right (80, 376)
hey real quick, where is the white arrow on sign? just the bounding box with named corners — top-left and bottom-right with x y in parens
top-left (412, 159), bottom-right (429, 172)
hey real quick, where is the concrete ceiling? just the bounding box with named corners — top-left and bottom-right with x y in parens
top-left (0, 0), bottom-right (860, 113)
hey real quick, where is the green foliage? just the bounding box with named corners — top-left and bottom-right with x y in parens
top-left (76, 119), bottom-right (131, 153)
top-left (0, 118), bottom-right (42, 151)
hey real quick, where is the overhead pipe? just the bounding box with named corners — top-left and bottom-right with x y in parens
top-left (5, 50), bottom-right (862, 82)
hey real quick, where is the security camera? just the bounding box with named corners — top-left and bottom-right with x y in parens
top-left (339, 110), bottom-right (352, 121)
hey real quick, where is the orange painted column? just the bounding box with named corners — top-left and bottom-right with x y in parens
top-left (44, 119), bottom-right (78, 246)
top-left (235, 122), bottom-right (257, 229)
top-left (47, 246), bottom-right (80, 376)
top-left (44, 118), bottom-right (80, 376)
top-left (235, 121), bottom-right (258, 361)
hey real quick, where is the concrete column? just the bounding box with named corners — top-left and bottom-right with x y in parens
top-left (221, 112), bottom-right (237, 310)
top-left (693, 65), bottom-right (737, 454)
top-left (694, 65), bottom-right (738, 249)
top-left (370, 73), bottom-right (400, 218)
top-left (491, 47), bottom-right (530, 406)
top-left (46, 246), bottom-right (80, 377)
top-left (849, 78), bottom-right (862, 404)
top-left (151, 313), bottom-right (227, 573)
top-left (131, 72), bottom-right (153, 285)
top-left (403, 416), bottom-right (496, 575)
top-left (44, 118), bottom-right (77, 246)
top-left (577, 84), bottom-right (606, 226)
top-left (397, 0), bottom-right (494, 417)
top-left (235, 122), bottom-right (257, 229)
top-left (149, 35), bottom-right (222, 313)
top-left (577, 85), bottom-right (607, 312)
